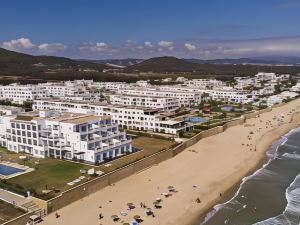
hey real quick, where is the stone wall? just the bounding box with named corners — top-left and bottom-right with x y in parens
top-left (2, 211), bottom-right (36, 225)
top-left (46, 148), bottom-right (174, 213)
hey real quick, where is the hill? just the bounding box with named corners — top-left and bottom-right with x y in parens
top-left (0, 48), bottom-right (112, 75)
top-left (124, 56), bottom-right (300, 76)
top-left (185, 56), bottom-right (300, 65)
top-left (124, 56), bottom-right (203, 72)
top-left (82, 58), bottom-right (144, 67)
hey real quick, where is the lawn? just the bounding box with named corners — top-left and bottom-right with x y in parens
top-left (0, 137), bottom-right (176, 199)
top-left (98, 137), bottom-right (176, 173)
top-left (0, 147), bottom-right (92, 199)
top-left (0, 200), bottom-right (25, 224)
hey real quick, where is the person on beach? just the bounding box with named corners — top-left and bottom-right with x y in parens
top-left (55, 212), bottom-right (60, 218)
top-left (220, 193), bottom-right (222, 197)
top-left (99, 213), bottom-right (103, 219)
top-left (196, 198), bottom-right (201, 203)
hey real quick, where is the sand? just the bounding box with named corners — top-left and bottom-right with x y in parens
top-left (41, 99), bottom-right (300, 225)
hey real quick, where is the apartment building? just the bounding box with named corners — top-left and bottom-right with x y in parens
top-left (266, 91), bottom-right (298, 106)
top-left (38, 82), bottom-right (87, 97)
top-left (0, 83), bottom-right (47, 104)
top-left (33, 100), bottom-right (193, 134)
top-left (108, 94), bottom-right (180, 111)
top-left (117, 88), bottom-right (201, 107)
top-left (184, 79), bottom-right (225, 89)
top-left (89, 82), bottom-right (131, 91)
top-left (0, 111), bottom-right (132, 164)
top-left (208, 89), bottom-right (251, 103)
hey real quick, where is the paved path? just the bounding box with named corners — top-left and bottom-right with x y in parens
top-left (0, 188), bottom-right (29, 207)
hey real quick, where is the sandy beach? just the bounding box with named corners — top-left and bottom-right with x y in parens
top-left (41, 99), bottom-right (300, 225)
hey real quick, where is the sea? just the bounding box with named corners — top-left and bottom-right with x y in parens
top-left (200, 127), bottom-right (300, 225)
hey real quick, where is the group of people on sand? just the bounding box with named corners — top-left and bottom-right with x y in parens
top-left (96, 186), bottom-right (177, 224)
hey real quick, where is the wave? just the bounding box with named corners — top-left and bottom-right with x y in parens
top-left (253, 173), bottom-right (300, 225)
top-left (201, 127), bottom-right (300, 225)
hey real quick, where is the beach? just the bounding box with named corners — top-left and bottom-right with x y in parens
top-left (41, 99), bottom-right (300, 225)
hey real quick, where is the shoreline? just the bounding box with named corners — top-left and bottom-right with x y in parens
top-left (186, 111), bottom-right (300, 225)
top-left (41, 99), bottom-right (300, 225)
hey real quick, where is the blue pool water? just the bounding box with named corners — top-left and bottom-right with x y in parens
top-left (0, 164), bottom-right (24, 176)
top-left (221, 106), bottom-right (233, 112)
top-left (185, 117), bottom-right (208, 123)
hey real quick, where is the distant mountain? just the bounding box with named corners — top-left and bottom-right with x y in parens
top-left (124, 56), bottom-right (300, 75)
top-left (81, 58), bottom-right (144, 67)
top-left (185, 56), bottom-right (300, 65)
top-left (250, 56), bottom-right (300, 65)
top-left (124, 56), bottom-right (203, 72)
top-left (0, 48), bottom-right (112, 75)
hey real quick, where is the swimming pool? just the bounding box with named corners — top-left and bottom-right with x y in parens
top-left (0, 164), bottom-right (24, 176)
top-left (184, 117), bottom-right (208, 123)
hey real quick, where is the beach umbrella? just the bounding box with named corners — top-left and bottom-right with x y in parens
top-left (123, 223), bottom-right (130, 225)
top-left (133, 215), bottom-right (140, 220)
top-left (156, 197), bottom-right (162, 202)
top-left (162, 192), bottom-right (168, 196)
top-left (111, 215), bottom-right (119, 219)
top-left (127, 203), bottom-right (134, 206)
top-left (153, 201), bottom-right (160, 205)
top-left (168, 186), bottom-right (174, 189)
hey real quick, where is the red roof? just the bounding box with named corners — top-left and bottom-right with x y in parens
top-left (202, 108), bottom-right (211, 111)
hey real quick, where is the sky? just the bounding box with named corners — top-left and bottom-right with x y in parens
top-left (1, 0), bottom-right (300, 59)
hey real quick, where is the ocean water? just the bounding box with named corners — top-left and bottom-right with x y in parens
top-left (201, 128), bottom-right (300, 225)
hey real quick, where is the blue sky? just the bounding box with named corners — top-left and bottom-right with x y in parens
top-left (1, 0), bottom-right (300, 59)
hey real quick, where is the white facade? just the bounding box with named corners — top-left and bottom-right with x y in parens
top-left (117, 88), bottom-right (201, 107)
top-left (0, 111), bottom-right (132, 164)
top-left (266, 91), bottom-right (299, 106)
top-left (184, 79), bottom-right (225, 89)
top-left (108, 94), bottom-right (179, 112)
top-left (33, 100), bottom-right (193, 134)
top-left (0, 84), bottom-right (47, 104)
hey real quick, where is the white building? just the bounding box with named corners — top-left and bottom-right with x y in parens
top-left (0, 83), bottom-right (47, 104)
top-left (255, 72), bottom-right (277, 81)
top-left (108, 94), bottom-right (179, 112)
top-left (290, 83), bottom-right (300, 92)
top-left (89, 82), bottom-right (131, 91)
top-left (33, 100), bottom-right (193, 134)
top-left (117, 88), bottom-right (201, 107)
top-left (266, 91), bottom-right (299, 106)
top-left (38, 82), bottom-right (87, 98)
top-left (0, 106), bottom-right (23, 116)
top-left (0, 111), bottom-right (132, 164)
top-left (184, 79), bottom-right (225, 89)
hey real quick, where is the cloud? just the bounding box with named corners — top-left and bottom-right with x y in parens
top-left (158, 40), bottom-right (174, 51)
top-left (2, 37), bottom-right (67, 55)
top-left (38, 43), bottom-right (67, 53)
top-left (2, 38), bottom-right (35, 50)
top-left (184, 43), bottom-right (196, 51)
top-left (78, 42), bottom-right (109, 53)
top-left (144, 41), bottom-right (153, 48)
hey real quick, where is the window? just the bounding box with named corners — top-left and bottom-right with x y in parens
top-left (27, 125), bottom-right (31, 130)
top-left (21, 124), bottom-right (25, 129)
